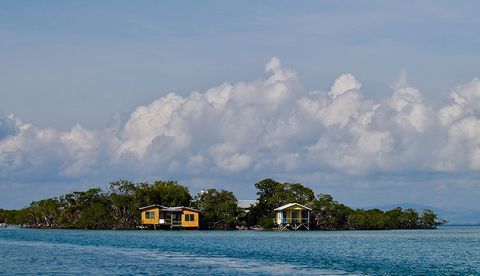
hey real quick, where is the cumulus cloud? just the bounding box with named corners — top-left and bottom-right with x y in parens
top-left (0, 116), bottom-right (98, 180)
top-left (1, 57), bottom-right (480, 184)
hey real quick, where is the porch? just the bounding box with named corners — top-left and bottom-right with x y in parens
top-left (274, 203), bottom-right (311, 230)
top-left (157, 209), bottom-right (183, 229)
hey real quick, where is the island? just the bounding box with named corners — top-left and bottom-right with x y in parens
top-left (0, 178), bottom-right (445, 230)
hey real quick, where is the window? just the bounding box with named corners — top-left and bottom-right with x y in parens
top-left (185, 214), bottom-right (195, 222)
top-left (145, 211), bottom-right (155, 219)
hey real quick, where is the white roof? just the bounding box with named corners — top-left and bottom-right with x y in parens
top-left (274, 203), bottom-right (312, 211)
top-left (139, 205), bottom-right (199, 212)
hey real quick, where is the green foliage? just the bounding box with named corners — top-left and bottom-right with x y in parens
top-left (401, 208), bottom-right (420, 229)
top-left (347, 209), bottom-right (387, 230)
top-left (344, 207), bottom-right (446, 230)
top-left (135, 180), bottom-right (191, 207)
top-left (0, 209), bottom-right (23, 224)
top-left (384, 207), bottom-right (404, 229)
top-left (54, 188), bottom-right (112, 229)
top-left (249, 180), bottom-right (445, 230)
top-left (106, 179), bottom-right (192, 229)
top-left (108, 180), bottom-right (138, 229)
top-left (193, 188), bottom-right (241, 230)
top-left (1, 178), bottom-right (446, 230)
top-left (250, 178), bottom-right (315, 226)
top-left (420, 209), bottom-right (445, 228)
top-left (27, 198), bottom-right (61, 227)
top-left (258, 216), bottom-right (275, 229)
top-left (5, 180), bottom-right (193, 229)
top-left (310, 194), bottom-right (353, 229)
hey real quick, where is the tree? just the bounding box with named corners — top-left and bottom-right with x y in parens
top-left (2, 178), bottom-right (446, 231)
top-left (193, 189), bottom-right (241, 230)
top-left (135, 180), bottom-right (191, 207)
top-left (310, 194), bottom-right (352, 229)
top-left (346, 207), bottom-right (440, 230)
top-left (108, 180), bottom-right (138, 229)
top-left (420, 209), bottom-right (446, 228)
top-left (401, 208), bottom-right (420, 229)
top-left (384, 207), bottom-right (403, 229)
top-left (250, 178), bottom-right (315, 228)
top-left (26, 198), bottom-right (61, 228)
top-left (7, 180), bottom-right (193, 229)
top-left (57, 188), bottom-right (113, 229)
top-left (0, 209), bottom-right (23, 224)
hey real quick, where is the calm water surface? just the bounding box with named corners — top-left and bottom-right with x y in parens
top-left (0, 226), bottom-right (479, 275)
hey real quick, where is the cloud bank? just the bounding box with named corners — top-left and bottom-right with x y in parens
top-left (1, 57), bottom-right (480, 187)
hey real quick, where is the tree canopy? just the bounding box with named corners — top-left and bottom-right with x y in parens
top-left (1, 178), bottom-right (446, 230)
top-left (193, 188), bottom-right (242, 230)
top-left (3, 180), bottom-right (193, 229)
top-left (249, 178), bottom-right (315, 228)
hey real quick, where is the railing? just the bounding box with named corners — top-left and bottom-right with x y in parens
top-left (275, 218), bottom-right (309, 224)
top-left (158, 219), bottom-right (182, 225)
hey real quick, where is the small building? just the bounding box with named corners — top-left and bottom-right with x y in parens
top-left (274, 203), bottom-right (311, 230)
top-left (139, 205), bottom-right (200, 229)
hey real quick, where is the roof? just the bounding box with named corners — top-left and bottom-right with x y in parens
top-left (139, 204), bottom-right (166, 211)
top-left (139, 205), bottom-right (199, 213)
top-left (274, 203), bottom-right (312, 211)
top-left (159, 206), bottom-right (200, 213)
top-left (158, 207), bottom-right (182, 212)
top-left (180, 207), bottom-right (200, 213)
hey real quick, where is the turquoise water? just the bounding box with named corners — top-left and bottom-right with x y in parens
top-left (0, 226), bottom-right (479, 275)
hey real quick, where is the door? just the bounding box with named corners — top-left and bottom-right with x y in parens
top-left (291, 211), bottom-right (298, 223)
top-left (172, 212), bottom-right (181, 225)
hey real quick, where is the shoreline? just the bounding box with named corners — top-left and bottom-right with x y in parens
top-left (6, 224), bottom-right (444, 231)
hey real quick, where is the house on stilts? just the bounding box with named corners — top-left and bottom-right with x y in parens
top-left (140, 205), bottom-right (200, 230)
top-left (274, 203), bottom-right (311, 230)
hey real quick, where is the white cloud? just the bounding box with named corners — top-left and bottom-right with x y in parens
top-left (328, 73), bottom-right (362, 99)
top-left (0, 116), bottom-right (97, 179)
top-left (59, 124), bottom-right (98, 177)
top-left (1, 57), bottom-right (480, 184)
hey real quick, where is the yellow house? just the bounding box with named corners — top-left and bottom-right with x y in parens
top-left (139, 205), bottom-right (200, 229)
top-left (274, 203), bottom-right (311, 230)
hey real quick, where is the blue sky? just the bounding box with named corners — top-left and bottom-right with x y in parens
top-left (1, 1), bottom-right (480, 209)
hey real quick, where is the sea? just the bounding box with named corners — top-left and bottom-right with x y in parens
top-left (0, 226), bottom-right (479, 275)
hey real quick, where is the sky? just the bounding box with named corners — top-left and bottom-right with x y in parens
top-left (1, 1), bottom-right (480, 210)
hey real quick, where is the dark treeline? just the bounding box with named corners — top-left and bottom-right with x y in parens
top-left (0, 178), bottom-right (446, 230)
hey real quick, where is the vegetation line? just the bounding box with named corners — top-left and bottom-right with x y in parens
top-left (0, 179), bottom-right (445, 230)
